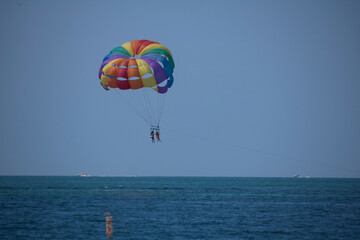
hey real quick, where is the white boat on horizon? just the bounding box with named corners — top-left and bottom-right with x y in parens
top-left (78, 173), bottom-right (89, 177)
top-left (293, 174), bottom-right (310, 178)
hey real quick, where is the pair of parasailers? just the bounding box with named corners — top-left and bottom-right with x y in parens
top-left (150, 127), bottom-right (161, 143)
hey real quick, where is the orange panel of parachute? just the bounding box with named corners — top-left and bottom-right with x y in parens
top-left (127, 59), bottom-right (143, 90)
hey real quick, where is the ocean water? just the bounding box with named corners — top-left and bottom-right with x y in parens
top-left (0, 177), bottom-right (359, 240)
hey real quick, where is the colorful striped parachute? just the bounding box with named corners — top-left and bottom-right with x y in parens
top-left (99, 40), bottom-right (174, 93)
top-left (98, 40), bottom-right (175, 128)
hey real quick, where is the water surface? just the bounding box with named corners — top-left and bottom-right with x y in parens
top-left (1, 176), bottom-right (359, 239)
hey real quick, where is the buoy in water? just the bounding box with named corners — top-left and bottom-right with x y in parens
top-left (104, 213), bottom-right (113, 238)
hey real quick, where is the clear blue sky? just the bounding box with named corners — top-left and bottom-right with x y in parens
top-left (1, 0), bottom-right (359, 177)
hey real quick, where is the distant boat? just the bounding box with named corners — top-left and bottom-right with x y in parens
top-left (78, 173), bottom-right (89, 177)
top-left (293, 174), bottom-right (311, 178)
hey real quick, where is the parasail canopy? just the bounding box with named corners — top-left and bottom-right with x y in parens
top-left (99, 40), bottom-right (174, 93)
top-left (98, 40), bottom-right (175, 127)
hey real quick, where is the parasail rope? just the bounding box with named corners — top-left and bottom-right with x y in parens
top-left (109, 87), bottom-right (166, 128)
top-left (157, 93), bottom-right (166, 127)
top-left (110, 89), bottom-right (151, 126)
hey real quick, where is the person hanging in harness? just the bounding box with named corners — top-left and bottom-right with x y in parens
top-left (155, 129), bottom-right (161, 142)
top-left (150, 129), bottom-right (155, 143)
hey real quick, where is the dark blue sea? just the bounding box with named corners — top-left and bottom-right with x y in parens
top-left (0, 177), bottom-right (359, 239)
